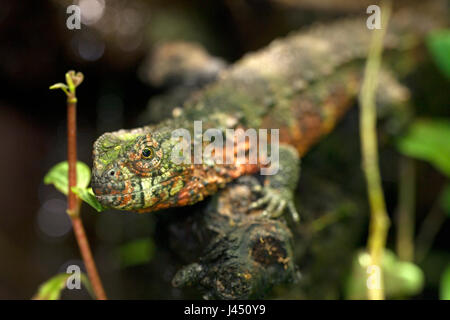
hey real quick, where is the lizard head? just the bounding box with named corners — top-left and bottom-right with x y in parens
top-left (91, 127), bottom-right (190, 212)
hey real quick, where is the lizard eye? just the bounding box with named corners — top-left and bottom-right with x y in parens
top-left (129, 140), bottom-right (162, 176)
top-left (141, 148), bottom-right (153, 159)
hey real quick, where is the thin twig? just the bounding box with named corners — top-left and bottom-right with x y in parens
top-left (71, 215), bottom-right (107, 300)
top-left (52, 71), bottom-right (107, 300)
top-left (67, 96), bottom-right (78, 216)
top-left (359, 0), bottom-right (392, 300)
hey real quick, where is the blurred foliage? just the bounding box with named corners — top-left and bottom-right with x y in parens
top-left (427, 30), bottom-right (450, 80)
top-left (33, 273), bottom-right (93, 300)
top-left (395, 33), bottom-right (450, 300)
top-left (346, 250), bottom-right (424, 299)
top-left (440, 265), bottom-right (450, 300)
top-left (396, 119), bottom-right (450, 301)
top-left (397, 119), bottom-right (450, 177)
top-left (117, 238), bottom-right (155, 268)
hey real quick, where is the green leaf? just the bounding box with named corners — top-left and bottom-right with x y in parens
top-left (397, 119), bottom-right (450, 177)
top-left (427, 30), bottom-right (450, 80)
top-left (34, 274), bottom-right (69, 300)
top-left (440, 265), bottom-right (450, 300)
top-left (49, 83), bottom-right (69, 90)
top-left (72, 186), bottom-right (106, 212)
top-left (44, 161), bottom-right (91, 195)
top-left (118, 238), bottom-right (155, 268)
top-left (33, 273), bottom-right (94, 300)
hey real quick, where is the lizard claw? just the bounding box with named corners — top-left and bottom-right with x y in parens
top-left (249, 186), bottom-right (300, 222)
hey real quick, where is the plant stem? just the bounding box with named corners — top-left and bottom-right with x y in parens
top-left (71, 216), bottom-right (107, 300)
top-left (67, 98), bottom-right (78, 214)
top-left (359, 0), bottom-right (392, 300)
top-left (416, 189), bottom-right (446, 263)
top-left (395, 156), bottom-right (415, 262)
top-left (65, 75), bottom-right (107, 300)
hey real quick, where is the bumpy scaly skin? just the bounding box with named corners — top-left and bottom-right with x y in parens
top-left (92, 6), bottom-right (445, 217)
top-left (92, 122), bottom-right (260, 213)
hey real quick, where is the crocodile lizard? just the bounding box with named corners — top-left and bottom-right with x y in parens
top-left (91, 4), bottom-right (445, 221)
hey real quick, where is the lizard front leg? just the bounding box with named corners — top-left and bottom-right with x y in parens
top-left (250, 144), bottom-right (301, 222)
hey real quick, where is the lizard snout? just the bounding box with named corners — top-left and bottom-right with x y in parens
top-left (91, 163), bottom-right (125, 195)
top-left (93, 164), bottom-right (124, 184)
top-left (104, 167), bottom-right (120, 180)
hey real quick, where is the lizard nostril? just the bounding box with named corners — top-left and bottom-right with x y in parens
top-left (105, 169), bottom-right (116, 179)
